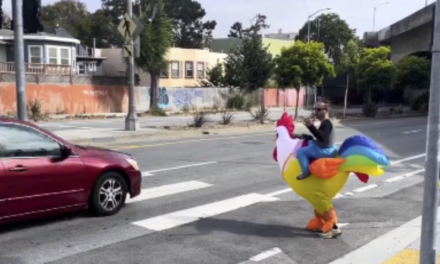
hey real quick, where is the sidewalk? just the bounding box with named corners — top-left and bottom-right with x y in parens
top-left (382, 236), bottom-right (440, 263)
top-left (329, 209), bottom-right (440, 264)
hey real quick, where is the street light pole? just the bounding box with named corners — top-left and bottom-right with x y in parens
top-left (419, 1), bottom-right (440, 262)
top-left (12, 0), bottom-right (27, 120)
top-left (125, 0), bottom-right (140, 131)
top-left (307, 8), bottom-right (331, 43)
top-left (373, 2), bottom-right (389, 31)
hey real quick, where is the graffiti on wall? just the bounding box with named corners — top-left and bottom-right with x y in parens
top-left (172, 88), bottom-right (203, 108)
top-left (148, 87), bottom-right (205, 109)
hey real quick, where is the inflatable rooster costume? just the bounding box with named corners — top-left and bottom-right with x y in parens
top-left (273, 112), bottom-right (390, 238)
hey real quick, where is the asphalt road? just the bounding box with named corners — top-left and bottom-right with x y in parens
top-left (0, 117), bottom-right (430, 264)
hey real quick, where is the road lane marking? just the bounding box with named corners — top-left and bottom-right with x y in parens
top-left (384, 169), bottom-right (425, 183)
top-left (141, 161), bottom-right (217, 177)
top-left (391, 153), bottom-right (425, 164)
top-left (132, 193), bottom-right (279, 231)
top-left (126, 181), bottom-right (212, 204)
top-left (249, 247), bottom-right (283, 261)
top-left (403, 129), bottom-right (422, 134)
top-left (353, 184), bottom-right (378, 193)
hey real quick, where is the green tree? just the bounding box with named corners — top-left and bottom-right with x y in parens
top-left (135, 0), bottom-right (173, 108)
top-left (199, 63), bottom-right (225, 87)
top-left (40, 0), bottom-right (92, 44)
top-left (223, 14), bottom-right (274, 93)
top-left (89, 9), bottom-right (122, 47)
top-left (356, 46), bottom-right (395, 103)
top-left (338, 39), bottom-right (362, 118)
top-left (296, 13), bottom-right (355, 70)
top-left (395, 55), bottom-right (431, 90)
top-left (1, 12), bottom-right (10, 29)
top-left (164, 0), bottom-right (216, 48)
top-left (102, 0), bottom-right (216, 49)
top-left (274, 41), bottom-right (335, 119)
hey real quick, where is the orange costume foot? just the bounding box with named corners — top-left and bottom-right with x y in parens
top-left (306, 210), bottom-right (324, 232)
top-left (307, 209), bottom-right (342, 238)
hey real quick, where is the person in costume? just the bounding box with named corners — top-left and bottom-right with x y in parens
top-left (273, 112), bottom-right (390, 238)
top-left (297, 101), bottom-right (337, 180)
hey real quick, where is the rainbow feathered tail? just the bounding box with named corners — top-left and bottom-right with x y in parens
top-left (338, 135), bottom-right (390, 182)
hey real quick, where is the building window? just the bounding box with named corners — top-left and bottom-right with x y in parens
top-left (28, 45), bottom-right (42, 64)
top-left (77, 62), bottom-right (85, 75)
top-left (197, 62), bottom-right (205, 78)
top-left (161, 64), bottom-right (169, 78)
top-left (171, 61), bottom-right (179, 78)
top-left (185, 61), bottom-right (193, 78)
top-left (88, 62), bottom-right (96, 72)
top-left (46, 46), bottom-right (71, 65)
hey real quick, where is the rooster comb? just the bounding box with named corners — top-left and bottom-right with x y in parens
top-left (276, 112), bottom-right (294, 133)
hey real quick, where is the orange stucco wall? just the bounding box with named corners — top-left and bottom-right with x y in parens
top-left (0, 83), bottom-right (128, 114)
top-left (264, 88), bottom-right (305, 107)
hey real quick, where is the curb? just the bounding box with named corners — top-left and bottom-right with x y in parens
top-left (67, 127), bottom-right (279, 145)
top-left (335, 114), bottom-right (426, 122)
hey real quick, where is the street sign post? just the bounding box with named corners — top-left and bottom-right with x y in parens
top-left (117, 3), bottom-right (144, 131)
top-left (419, 1), bottom-right (440, 263)
top-left (117, 13), bottom-right (144, 45)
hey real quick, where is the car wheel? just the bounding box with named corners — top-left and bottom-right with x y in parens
top-left (90, 171), bottom-right (128, 217)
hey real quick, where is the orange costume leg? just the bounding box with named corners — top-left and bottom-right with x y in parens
top-left (320, 208), bottom-right (342, 238)
top-left (306, 210), bottom-right (325, 232)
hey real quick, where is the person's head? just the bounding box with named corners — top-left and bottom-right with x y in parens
top-left (314, 100), bottom-right (330, 120)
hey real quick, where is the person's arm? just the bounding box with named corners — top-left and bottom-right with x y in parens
top-left (306, 120), bottom-right (333, 142)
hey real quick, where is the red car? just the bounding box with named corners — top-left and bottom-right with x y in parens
top-left (0, 116), bottom-right (142, 224)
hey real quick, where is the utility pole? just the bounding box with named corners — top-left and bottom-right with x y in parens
top-left (124, 0), bottom-right (140, 130)
top-left (419, 0), bottom-right (440, 263)
top-left (12, 0), bottom-right (27, 120)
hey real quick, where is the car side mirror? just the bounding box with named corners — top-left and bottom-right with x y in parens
top-left (60, 145), bottom-right (72, 157)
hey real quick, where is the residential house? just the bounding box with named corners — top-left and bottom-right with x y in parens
top-left (100, 47), bottom-right (227, 87)
top-left (0, 26), bottom-right (105, 75)
top-left (264, 29), bottom-right (297, 40)
top-left (210, 37), bottom-right (294, 57)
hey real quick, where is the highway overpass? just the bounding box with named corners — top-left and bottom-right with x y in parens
top-left (363, 3), bottom-right (435, 62)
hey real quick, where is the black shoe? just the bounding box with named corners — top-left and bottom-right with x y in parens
top-left (297, 173), bottom-right (310, 180)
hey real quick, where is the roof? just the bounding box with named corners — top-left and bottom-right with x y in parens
top-left (43, 26), bottom-right (75, 39)
top-left (0, 26), bottom-right (80, 44)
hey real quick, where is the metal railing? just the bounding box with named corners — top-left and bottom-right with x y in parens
top-left (0, 62), bottom-right (72, 75)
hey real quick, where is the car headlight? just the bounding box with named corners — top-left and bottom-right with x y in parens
top-left (125, 158), bottom-right (139, 170)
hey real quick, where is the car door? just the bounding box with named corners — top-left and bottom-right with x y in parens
top-left (0, 122), bottom-right (87, 219)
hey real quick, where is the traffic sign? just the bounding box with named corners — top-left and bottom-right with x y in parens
top-left (117, 13), bottom-right (144, 42)
top-left (123, 44), bottom-right (133, 57)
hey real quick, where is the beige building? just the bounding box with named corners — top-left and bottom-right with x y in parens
top-left (99, 47), bottom-right (227, 87)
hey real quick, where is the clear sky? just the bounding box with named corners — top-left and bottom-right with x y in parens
top-left (3, 0), bottom-right (434, 37)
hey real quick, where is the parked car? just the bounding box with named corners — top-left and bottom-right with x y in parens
top-left (0, 116), bottom-right (142, 224)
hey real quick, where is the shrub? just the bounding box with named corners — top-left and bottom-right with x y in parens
top-left (226, 94), bottom-right (245, 110)
top-left (220, 109), bottom-right (235, 125)
top-left (190, 110), bottom-right (209, 127)
top-left (362, 101), bottom-right (379, 117)
top-left (27, 98), bottom-right (49, 121)
top-left (410, 91), bottom-right (429, 111)
top-left (148, 107), bottom-right (167, 116)
top-left (249, 104), bottom-right (269, 123)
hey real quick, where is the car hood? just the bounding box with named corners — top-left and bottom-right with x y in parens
top-left (74, 145), bottom-right (131, 157)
